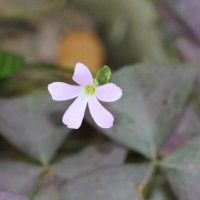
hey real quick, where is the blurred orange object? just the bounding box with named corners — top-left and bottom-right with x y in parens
top-left (57, 29), bottom-right (106, 74)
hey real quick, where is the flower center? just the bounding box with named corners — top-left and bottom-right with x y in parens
top-left (84, 85), bottom-right (96, 96)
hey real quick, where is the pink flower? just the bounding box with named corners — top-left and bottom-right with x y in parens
top-left (48, 63), bottom-right (122, 129)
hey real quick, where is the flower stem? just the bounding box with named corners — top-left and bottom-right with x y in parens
top-left (136, 164), bottom-right (155, 198)
top-left (136, 156), bottom-right (161, 198)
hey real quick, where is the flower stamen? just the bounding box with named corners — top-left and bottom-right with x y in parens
top-left (84, 85), bottom-right (96, 96)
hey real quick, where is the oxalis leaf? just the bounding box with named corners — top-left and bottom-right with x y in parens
top-left (53, 143), bottom-right (126, 180)
top-left (0, 92), bottom-right (71, 163)
top-left (160, 104), bottom-right (200, 156)
top-left (0, 50), bottom-right (24, 78)
top-left (160, 0), bottom-right (200, 42)
top-left (87, 64), bottom-right (196, 158)
top-left (60, 164), bottom-right (152, 200)
top-left (31, 144), bottom-right (126, 200)
top-left (0, 191), bottom-right (29, 200)
top-left (161, 134), bottom-right (200, 200)
top-left (0, 160), bottom-right (42, 194)
top-left (0, 144), bottom-right (126, 200)
top-left (32, 163), bottom-right (152, 200)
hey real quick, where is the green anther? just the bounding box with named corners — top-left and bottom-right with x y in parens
top-left (84, 85), bottom-right (96, 96)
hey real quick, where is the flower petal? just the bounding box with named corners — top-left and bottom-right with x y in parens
top-left (62, 94), bottom-right (88, 129)
top-left (72, 63), bottom-right (93, 86)
top-left (48, 82), bottom-right (83, 101)
top-left (96, 83), bottom-right (122, 102)
top-left (88, 96), bottom-right (114, 128)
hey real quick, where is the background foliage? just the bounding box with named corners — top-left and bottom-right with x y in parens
top-left (0, 0), bottom-right (200, 200)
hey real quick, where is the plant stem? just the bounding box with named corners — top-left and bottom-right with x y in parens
top-left (1, 0), bottom-right (67, 20)
top-left (136, 164), bottom-right (155, 198)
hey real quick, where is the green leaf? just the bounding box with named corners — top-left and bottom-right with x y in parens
top-left (161, 135), bottom-right (200, 200)
top-left (60, 164), bottom-right (151, 200)
top-left (0, 63), bottom-right (72, 97)
top-left (0, 160), bottom-right (42, 194)
top-left (53, 143), bottom-right (126, 180)
top-left (73, 0), bottom-right (169, 64)
top-left (89, 64), bottom-right (196, 158)
top-left (0, 50), bottom-right (24, 78)
top-left (0, 92), bottom-right (71, 163)
top-left (0, 191), bottom-right (29, 200)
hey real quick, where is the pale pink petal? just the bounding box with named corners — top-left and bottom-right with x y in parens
top-left (62, 94), bottom-right (88, 129)
top-left (88, 96), bottom-right (114, 128)
top-left (96, 83), bottom-right (122, 102)
top-left (72, 63), bottom-right (93, 86)
top-left (48, 82), bottom-right (83, 101)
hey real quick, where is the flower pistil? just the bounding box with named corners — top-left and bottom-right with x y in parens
top-left (84, 85), bottom-right (96, 96)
